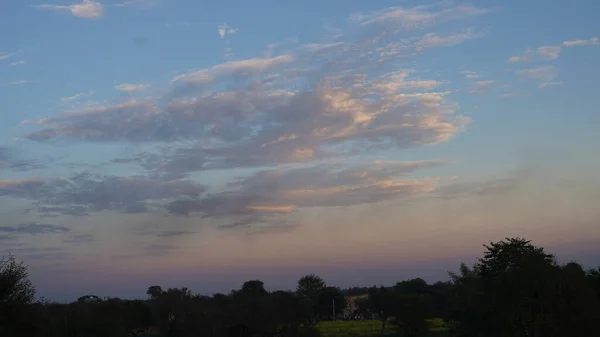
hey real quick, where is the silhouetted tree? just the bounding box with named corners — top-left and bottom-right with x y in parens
top-left (358, 286), bottom-right (396, 336)
top-left (317, 286), bottom-right (346, 320)
top-left (146, 285), bottom-right (163, 299)
top-left (297, 274), bottom-right (326, 325)
top-left (391, 294), bottom-right (433, 337)
top-left (0, 254), bottom-right (37, 336)
top-left (297, 274), bottom-right (326, 299)
top-left (449, 237), bottom-right (600, 337)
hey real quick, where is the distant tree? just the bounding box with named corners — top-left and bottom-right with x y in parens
top-left (359, 286), bottom-right (396, 336)
top-left (240, 280), bottom-right (268, 296)
top-left (316, 286), bottom-right (346, 320)
top-left (429, 281), bottom-right (453, 320)
top-left (392, 294), bottom-right (433, 337)
top-left (146, 285), bottom-right (163, 299)
top-left (297, 274), bottom-right (326, 325)
top-left (587, 266), bottom-right (600, 301)
top-left (394, 278), bottom-right (429, 295)
top-left (296, 274), bottom-right (326, 299)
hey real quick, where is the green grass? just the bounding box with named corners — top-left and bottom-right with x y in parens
top-left (317, 319), bottom-right (450, 337)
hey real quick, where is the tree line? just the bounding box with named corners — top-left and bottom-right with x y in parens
top-left (1, 237), bottom-right (599, 337)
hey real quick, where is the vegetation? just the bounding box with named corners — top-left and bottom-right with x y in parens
top-left (1, 237), bottom-right (599, 337)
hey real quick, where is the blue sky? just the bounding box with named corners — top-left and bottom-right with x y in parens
top-left (1, 0), bottom-right (600, 301)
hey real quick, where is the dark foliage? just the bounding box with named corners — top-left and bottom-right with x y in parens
top-left (0, 237), bottom-right (598, 337)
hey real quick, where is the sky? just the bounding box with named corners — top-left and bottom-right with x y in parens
top-left (1, 0), bottom-right (600, 301)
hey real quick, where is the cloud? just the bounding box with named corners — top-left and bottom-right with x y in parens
top-left (112, 0), bottom-right (159, 7)
top-left (0, 178), bottom-right (46, 198)
top-left (0, 146), bottom-right (47, 172)
top-left (34, 0), bottom-right (104, 19)
top-left (537, 46), bottom-right (561, 60)
top-left (0, 52), bottom-right (16, 61)
top-left (171, 55), bottom-right (293, 86)
top-left (468, 79), bottom-right (495, 94)
top-left (0, 223), bottom-right (70, 235)
top-left (60, 90), bottom-right (94, 104)
top-left (351, 3), bottom-right (488, 27)
top-left (0, 247), bottom-right (68, 261)
top-left (509, 37), bottom-right (598, 63)
top-left (463, 71), bottom-right (481, 79)
top-left (516, 66), bottom-right (558, 82)
top-left (437, 176), bottom-right (520, 199)
top-left (562, 37), bottom-right (599, 47)
top-left (0, 80), bottom-right (31, 86)
top-left (114, 83), bottom-right (151, 92)
top-left (538, 81), bottom-right (563, 88)
top-left (166, 160), bottom-right (445, 217)
top-left (218, 23), bottom-right (238, 38)
top-left (17, 3), bottom-right (489, 227)
top-left (61, 233), bottom-right (94, 244)
top-left (9, 60), bottom-right (25, 66)
top-left (509, 46), bottom-right (562, 62)
top-left (415, 32), bottom-right (481, 50)
top-left (301, 42), bottom-right (346, 53)
top-left (500, 92), bottom-right (518, 99)
top-left (26, 172), bottom-right (207, 216)
top-left (139, 230), bottom-right (196, 238)
top-left (508, 49), bottom-right (534, 63)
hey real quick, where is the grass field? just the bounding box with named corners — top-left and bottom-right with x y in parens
top-left (317, 319), bottom-right (450, 337)
top-left (136, 319), bottom-right (450, 337)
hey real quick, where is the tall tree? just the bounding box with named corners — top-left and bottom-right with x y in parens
top-left (146, 285), bottom-right (163, 299)
top-left (0, 254), bottom-right (37, 336)
top-left (0, 254), bottom-right (35, 305)
top-left (450, 237), bottom-right (600, 337)
top-left (296, 274), bottom-right (325, 299)
top-left (317, 286), bottom-right (346, 320)
top-left (297, 274), bottom-right (326, 325)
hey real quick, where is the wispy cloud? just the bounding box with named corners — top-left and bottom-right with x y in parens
top-left (539, 81), bottom-right (563, 88)
top-left (508, 49), bottom-right (534, 63)
top-left (509, 37), bottom-right (598, 63)
top-left (0, 80), bottom-right (32, 86)
top-left (507, 45), bottom-right (561, 62)
top-left (468, 79), bottom-right (495, 94)
top-left (114, 83), bottom-right (151, 92)
top-left (500, 92), bottom-right (518, 99)
top-left (416, 31), bottom-right (481, 50)
top-left (463, 71), bottom-right (481, 79)
top-left (351, 3), bottom-right (488, 27)
top-left (218, 23), bottom-right (238, 38)
top-left (33, 0), bottom-right (104, 19)
top-left (61, 233), bottom-right (94, 244)
top-left (111, 0), bottom-right (159, 8)
top-left (60, 90), bottom-right (94, 104)
top-left (537, 46), bottom-right (561, 60)
top-left (8, 60), bottom-right (25, 66)
top-left (166, 160), bottom-right (445, 218)
top-left (516, 66), bottom-right (558, 82)
top-left (562, 37), bottom-right (599, 47)
top-left (0, 51), bottom-right (17, 61)
top-left (0, 223), bottom-right (70, 235)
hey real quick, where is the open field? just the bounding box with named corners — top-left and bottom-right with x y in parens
top-left (317, 319), bottom-right (449, 337)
